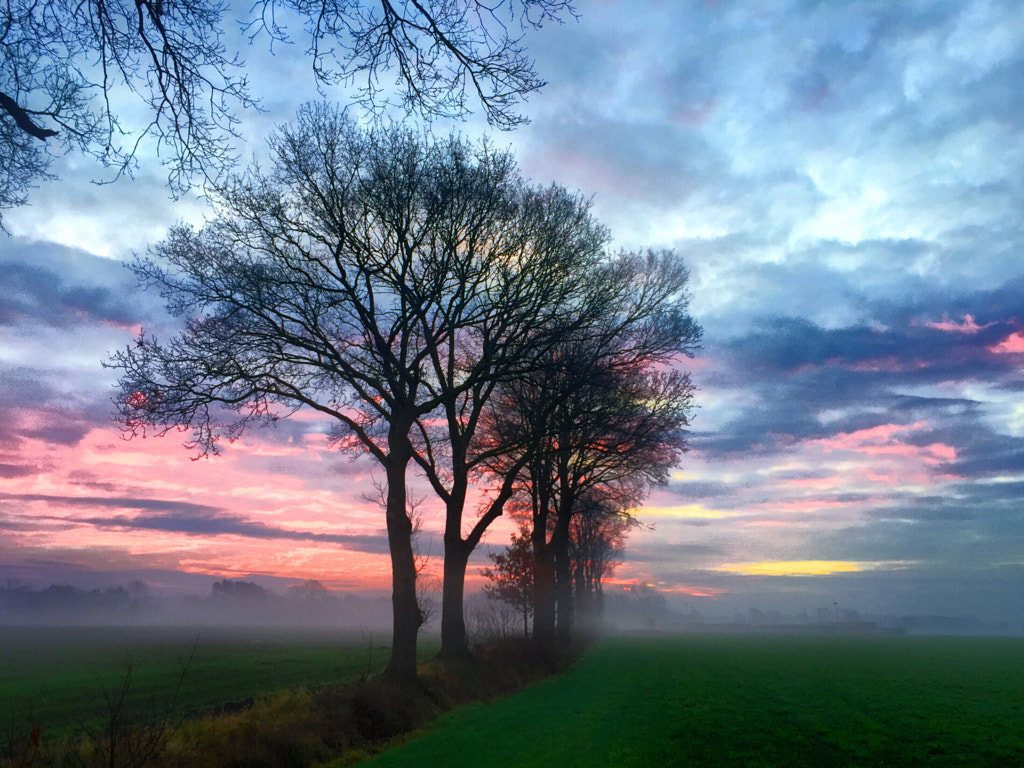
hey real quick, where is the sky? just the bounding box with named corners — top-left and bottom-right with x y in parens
top-left (2, 0), bottom-right (1024, 623)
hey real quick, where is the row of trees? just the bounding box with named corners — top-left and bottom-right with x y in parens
top-left (7, 0), bottom-right (698, 680)
top-left (478, 294), bottom-right (696, 644)
top-left (108, 103), bottom-right (700, 679)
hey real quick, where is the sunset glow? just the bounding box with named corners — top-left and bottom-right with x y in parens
top-left (3, 0), bottom-right (1024, 625)
top-left (715, 561), bottom-right (908, 577)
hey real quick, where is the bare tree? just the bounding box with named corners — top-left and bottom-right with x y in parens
top-left (480, 250), bottom-right (701, 644)
top-left (0, 0), bottom-right (576, 226)
top-left (569, 495), bottom-right (634, 634)
top-left (551, 363), bottom-right (696, 641)
top-left (407, 183), bottom-right (610, 659)
top-left (1, 0), bottom-right (253, 225)
top-left (78, 642), bottom-right (195, 768)
top-left (108, 103), bottom-right (600, 679)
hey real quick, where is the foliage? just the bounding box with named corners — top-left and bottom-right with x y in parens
top-left (210, 579), bottom-right (267, 602)
top-left (68, 647), bottom-right (193, 768)
top-left (0, 0), bottom-right (577, 224)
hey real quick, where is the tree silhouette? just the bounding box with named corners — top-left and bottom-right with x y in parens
top-left (108, 103), bottom-right (603, 678)
top-left (479, 250), bottom-right (701, 643)
top-left (406, 187), bottom-right (610, 659)
top-left (569, 495), bottom-right (634, 633)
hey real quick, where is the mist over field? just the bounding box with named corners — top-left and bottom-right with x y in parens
top-left (0, 578), bottom-right (394, 631)
top-left (1, 575), bottom-right (1016, 639)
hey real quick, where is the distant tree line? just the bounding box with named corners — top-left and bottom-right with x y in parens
top-left (109, 105), bottom-right (701, 679)
top-left (0, 579), bottom-right (391, 626)
top-left (0, 582), bottom-right (142, 621)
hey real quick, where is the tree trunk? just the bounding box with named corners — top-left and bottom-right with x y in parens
top-left (574, 564), bottom-right (591, 637)
top-left (383, 429), bottom-right (419, 681)
top-left (550, 490), bottom-right (574, 643)
top-left (554, 544), bottom-right (574, 642)
top-left (439, 539), bottom-right (471, 658)
top-left (530, 456), bottom-right (556, 645)
top-left (532, 536), bottom-right (556, 644)
top-left (438, 458), bottom-right (521, 656)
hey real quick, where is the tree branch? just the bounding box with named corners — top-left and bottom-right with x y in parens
top-left (0, 91), bottom-right (58, 139)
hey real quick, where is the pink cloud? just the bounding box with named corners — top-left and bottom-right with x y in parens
top-left (818, 421), bottom-right (928, 447)
top-left (852, 442), bottom-right (956, 464)
top-left (3, 420), bottom-right (397, 589)
top-left (652, 583), bottom-right (724, 599)
top-left (808, 422), bottom-right (956, 472)
top-left (99, 320), bottom-right (144, 335)
top-left (988, 331), bottom-right (1024, 354)
top-left (920, 314), bottom-right (993, 334)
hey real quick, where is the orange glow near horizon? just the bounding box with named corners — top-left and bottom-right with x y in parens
top-left (715, 560), bottom-right (914, 576)
top-left (1, 396), bottom-right (961, 596)
top-left (603, 577), bottom-right (725, 599)
top-left (637, 504), bottom-right (734, 519)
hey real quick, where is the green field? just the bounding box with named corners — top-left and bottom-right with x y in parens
top-left (0, 625), bottom-right (437, 738)
top-left (6, 628), bottom-right (1024, 767)
top-left (363, 633), bottom-right (1024, 768)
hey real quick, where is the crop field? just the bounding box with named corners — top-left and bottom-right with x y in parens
top-left (362, 633), bottom-right (1024, 768)
top-left (0, 625), bottom-right (437, 738)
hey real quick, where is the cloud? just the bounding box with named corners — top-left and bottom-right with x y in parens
top-left (0, 241), bottom-right (144, 330)
top-left (0, 492), bottom-right (390, 554)
top-left (921, 314), bottom-right (995, 334)
top-left (83, 513), bottom-right (391, 554)
top-left (693, 272), bottom-right (1024, 467)
top-left (6, 0), bottom-right (1024, 618)
top-left (0, 492), bottom-right (223, 517)
top-left (0, 463), bottom-right (37, 478)
top-left (988, 331), bottom-right (1024, 354)
top-left (665, 479), bottom-right (740, 500)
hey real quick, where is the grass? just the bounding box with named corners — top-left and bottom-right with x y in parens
top-left (6, 628), bottom-right (1023, 768)
top-left (1, 629), bottom-right (573, 768)
top-left (360, 633), bottom-right (1024, 768)
top-left (0, 625), bottom-right (438, 739)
